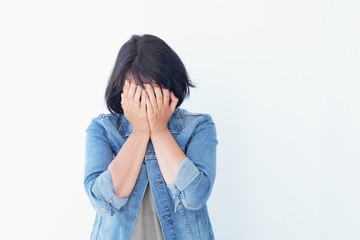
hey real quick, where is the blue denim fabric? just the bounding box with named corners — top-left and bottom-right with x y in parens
top-left (84, 107), bottom-right (218, 240)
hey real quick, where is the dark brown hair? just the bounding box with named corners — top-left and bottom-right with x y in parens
top-left (105, 34), bottom-right (196, 116)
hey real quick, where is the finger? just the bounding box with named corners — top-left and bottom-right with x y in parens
top-left (145, 93), bottom-right (154, 115)
top-left (153, 85), bottom-right (163, 107)
top-left (140, 89), bottom-right (146, 113)
top-left (123, 79), bottom-right (130, 96)
top-left (121, 92), bottom-right (128, 108)
top-left (145, 84), bottom-right (158, 110)
top-left (169, 91), bottom-right (179, 112)
top-left (163, 88), bottom-right (170, 106)
top-left (127, 79), bottom-right (137, 100)
top-left (133, 85), bottom-right (142, 108)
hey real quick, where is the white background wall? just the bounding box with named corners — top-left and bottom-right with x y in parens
top-left (1, 0), bottom-right (359, 239)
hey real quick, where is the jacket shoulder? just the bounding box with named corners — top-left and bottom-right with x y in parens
top-left (179, 108), bottom-right (210, 118)
top-left (85, 113), bottom-right (118, 132)
top-left (179, 109), bottom-right (212, 121)
top-left (178, 108), bottom-right (215, 128)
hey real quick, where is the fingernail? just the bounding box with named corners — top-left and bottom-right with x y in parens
top-left (145, 84), bottom-right (151, 88)
top-left (142, 90), bottom-right (145, 94)
top-left (125, 80), bottom-right (129, 85)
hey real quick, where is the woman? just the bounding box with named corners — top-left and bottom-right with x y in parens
top-left (84, 34), bottom-right (218, 240)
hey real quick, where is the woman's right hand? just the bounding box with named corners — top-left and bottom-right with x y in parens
top-left (121, 78), bottom-right (150, 136)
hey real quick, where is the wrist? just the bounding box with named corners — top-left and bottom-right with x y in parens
top-left (131, 130), bottom-right (150, 138)
top-left (150, 127), bottom-right (169, 139)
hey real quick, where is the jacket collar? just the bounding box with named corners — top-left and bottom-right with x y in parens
top-left (118, 107), bottom-right (184, 137)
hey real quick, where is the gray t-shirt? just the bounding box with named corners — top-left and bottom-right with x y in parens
top-left (130, 182), bottom-right (164, 240)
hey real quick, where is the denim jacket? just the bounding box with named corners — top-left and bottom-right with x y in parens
top-left (83, 107), bottom-right (218, 240)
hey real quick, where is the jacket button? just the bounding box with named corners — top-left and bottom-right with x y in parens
top-left (153, 181), bottom-right (163, 186)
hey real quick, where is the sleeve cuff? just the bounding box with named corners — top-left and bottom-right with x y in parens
top-left (91, 168), bottom-right (129, 211)
top-left (167, 156), bottom-right (201, 193)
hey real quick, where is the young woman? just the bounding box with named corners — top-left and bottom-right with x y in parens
top-left (84, 34), bottom-right (218, 240)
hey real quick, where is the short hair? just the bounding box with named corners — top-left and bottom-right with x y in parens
top-left (105, 34), bottom-right (196, 116)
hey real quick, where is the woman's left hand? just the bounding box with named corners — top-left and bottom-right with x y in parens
top-left (144, 83), bottom-right (179, 136)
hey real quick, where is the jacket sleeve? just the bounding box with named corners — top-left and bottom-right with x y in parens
top-left (83, 116), bottom-right (129, 216)
top-left (166, 114), bottom-right (218, 212)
